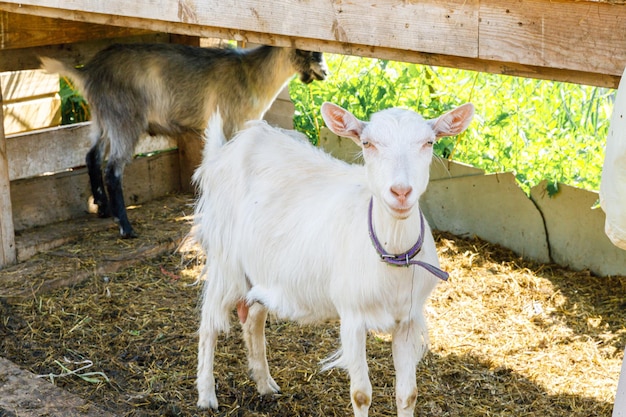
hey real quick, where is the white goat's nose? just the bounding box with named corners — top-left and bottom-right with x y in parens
top-left (390, 184), bottom-right (413, 204)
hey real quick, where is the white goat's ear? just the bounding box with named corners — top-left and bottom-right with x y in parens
top-left (429, 103), bottom-right (475, 138)
top-left (321, 102), bottom-right (365, 144)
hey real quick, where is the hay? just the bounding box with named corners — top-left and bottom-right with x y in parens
top-left (1, 193), bottom-right (624, 416)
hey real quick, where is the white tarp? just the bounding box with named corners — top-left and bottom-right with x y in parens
top-left (614, 346), bottom-right (626, 416)
top-left (600, 67), bottom-right (626, 251)
top-left (606, 69), bottom-right (626, 417)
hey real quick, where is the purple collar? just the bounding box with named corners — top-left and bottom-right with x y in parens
top-left (368, 198), bottom-right (449, 281)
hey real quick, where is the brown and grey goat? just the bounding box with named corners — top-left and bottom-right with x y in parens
top-left (41, 43), bottom-right (328, 237)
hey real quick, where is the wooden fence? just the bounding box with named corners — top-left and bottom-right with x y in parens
top-left (1, 1), bottom-right (626, 268)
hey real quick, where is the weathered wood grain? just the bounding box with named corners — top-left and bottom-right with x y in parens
top-left (0, 1), bottom-right (625, 86)
top-left (478, 0), bottom-right (626, 76)
top-left (2, 70), bottom-right (60, 135)
top-left (0, 33), bottom-right (14, 268)
top-left (0, 0), bottom-right (479, 56)
top-left (0, 86), bottom-right (16, 266)
top-left (7, 123), bottom-right (178, 181)
top-left (0, 10), bottom-right (154, 50)
top-left (0, 357), bottom-right (116, 416)
top-left (0, 33), bottom-right (171, 72)
top-left (0, 69), bottom-right (58, 101)
top-left (3, 96), bottom-right (61, 135)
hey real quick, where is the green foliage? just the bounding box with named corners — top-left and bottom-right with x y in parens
top-left (290, 54), bottom-right (613, 193)
top-left (59, 77), bottom-right (90, 125)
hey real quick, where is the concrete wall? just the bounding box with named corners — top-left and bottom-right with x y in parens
top-left (531, 182), bottom-right (626, 276)
top-left (422, 172), bottom-right (550, 264)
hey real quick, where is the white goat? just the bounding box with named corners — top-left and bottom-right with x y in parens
top-left (41, 43), bottom-right (327, 238)
top-left (193, 101), bottom-right (474, 416)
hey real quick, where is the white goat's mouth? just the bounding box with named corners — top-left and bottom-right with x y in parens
top-left (388, 204), bottom-right (414, 219)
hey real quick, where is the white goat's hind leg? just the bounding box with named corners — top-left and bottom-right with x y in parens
top-left (392, 319), bottom-right (427, 417)
top-left (242, 302), bottom-right (280, 395)
top-left (339, 321), bottom-right (372, 417)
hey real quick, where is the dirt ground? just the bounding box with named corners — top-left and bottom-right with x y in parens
top-left (1, 193), bottom-right (624, 416)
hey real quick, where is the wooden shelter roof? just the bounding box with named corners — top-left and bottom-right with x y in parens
top-left (1, 0), bottom-right (626, 87)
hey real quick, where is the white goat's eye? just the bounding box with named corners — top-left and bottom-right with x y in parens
top-left (425, 140), bottom-right (434, 147)
top-left (362, 141), bottom-right (372, 149)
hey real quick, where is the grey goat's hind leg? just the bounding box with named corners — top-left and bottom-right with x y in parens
top-left (86, 140), bottom-right (111, 218)
top-left (104, 161), bottom-right (136, 238)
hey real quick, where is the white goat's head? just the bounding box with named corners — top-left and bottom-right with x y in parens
top-left (321, 102), bottom-right (475, 219)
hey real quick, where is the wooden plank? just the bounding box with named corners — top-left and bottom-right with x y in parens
top-left (0, 13), bottom-right (593, 91)
top-left (0, 1), bottom-right (480, 58)
top-left (7, 122), bottom-right (178, 181)
top-left (404, 54), bottom-right (622, 89)
top-left (7, 123), bottom-right (90, 181)
top-left (0, 84), bottom-right (16, 266)
top-left (0, 69), bottom-right (58, 102)
top-left (3, 96), bottom-right (61, 134)
top-left (479, 0), bottom-right (626, 76)
top-left (10, 165), bottom-right (93, 231)
top-left (1, 1), bottom-right (624, 86)
top-left (0, 11), bottom-right (155, 50)
top-left (0, 357), bottom-right (116, 417)
top-left (10, 150), bottom-right (180, 231)
top-left (177, 131), bottom-right (203, 193)
top-left (0, 32), bottom-right (171, 72)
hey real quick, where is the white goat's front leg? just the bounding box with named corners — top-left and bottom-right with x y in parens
top-left (392, 319), bottom-right (427, 417)
top-left (196, 265), bottom-right (234, 410)
top-left (197, 307), bottom-right (220, 409)
top-left (340, 320), bottom-right (372, 417)
top-left (242, 302), bottom-right (280, 395)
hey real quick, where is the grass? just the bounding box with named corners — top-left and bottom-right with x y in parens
top-left (290, 54), bottom-right (614, 194)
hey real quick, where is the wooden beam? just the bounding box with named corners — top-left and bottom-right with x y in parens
top-left (0, 0), bottom-right (625, 86)
top-left (0, 1), bottom-right (479, 57)
top-left (176, 131), bottom-right (203, 194)
top-left (0, 84), bottom-right (16, 267)
top-left (478, 0), bottom-right (626, 79)
top-left (0, 33), bottom-right (171, 72)
top-left (0, 11), bottom-right (155, 50)
top-left (6, 122), bottom-right (176, 181)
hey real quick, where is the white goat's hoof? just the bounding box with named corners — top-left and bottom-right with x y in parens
top-left (257, 376), bottom-right (281, 395)
top-left (197, 392), bottom-right (219, 410)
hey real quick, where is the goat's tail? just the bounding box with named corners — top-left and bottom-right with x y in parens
top-left (192, 110), bottom-right (227, 190)
top-left (203, 110), bottom-right (227, 157)
top-left (39, 57), bottom-right (86, 94)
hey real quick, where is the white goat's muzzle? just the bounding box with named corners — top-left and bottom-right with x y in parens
top-left (385, 184), bottom-right (418, 219)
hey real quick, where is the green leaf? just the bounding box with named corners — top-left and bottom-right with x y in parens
top-left (546, 181), bottom-right (560, 197)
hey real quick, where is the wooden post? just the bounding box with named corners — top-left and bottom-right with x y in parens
top-left (176, 131), bottom-right (203, 193)
top-left (170, 34), bottom-right (202, 193)
top-left (0, 85), bottom-right (17, 266)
